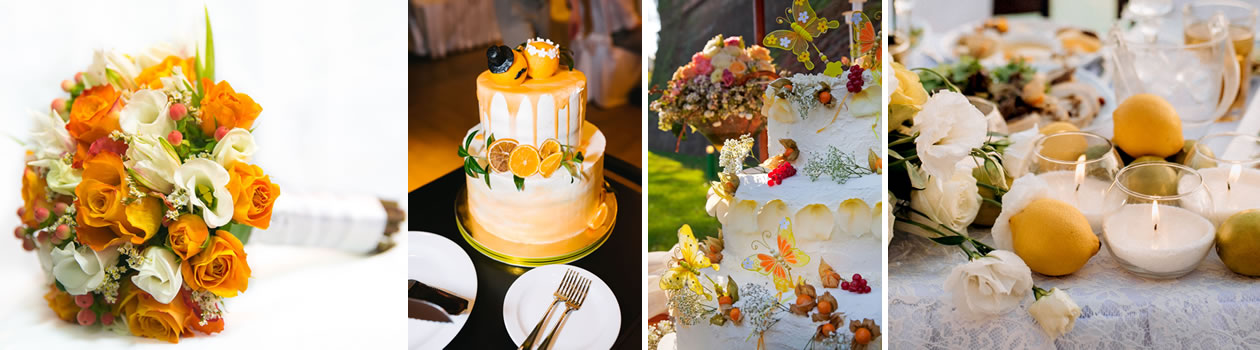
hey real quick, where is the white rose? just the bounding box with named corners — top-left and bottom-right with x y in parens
top-left (131, 246), bottom-right (183, 304)
top-left (1001, 126), bottom-right (1042, 179)
top-left (702, 35), bottom-right (724, 57)
top-left (907, 164), bottom-right (981, 237)
top-left (120, 89), bottom-right (174, 137)
top-left (913, 91), bottom-right (988, 180)
top-left (943, 250), bottom-right (1033, 316)
top-left (29, 109), bottom-right (74, 161)
top-left (51, 242), bottom-right (120, 295)
top-left (85, 49), bottom-right (141, 90)
top-left (125, 135), bottom-right (182, 193)
top-left (1029, 287), bottom-right (1082, 338)
top-left (710, 52), bottom-right (734, 71)
top-left (27, 157), bottom-right (81, 196)
top-left (175, 158), bottom-right (235, 227)
top-left (212, 128), bottom-right (257, 166)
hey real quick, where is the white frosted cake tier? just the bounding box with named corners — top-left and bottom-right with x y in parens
top-left (476, 70), bottom-right (587, 148)
top-left (762, 74), bottom-right (881, 170)
top-left (464, 121), bottom-right (605, 245)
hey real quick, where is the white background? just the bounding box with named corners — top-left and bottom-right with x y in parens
top-left (0, 0), bottom-right (407, 348)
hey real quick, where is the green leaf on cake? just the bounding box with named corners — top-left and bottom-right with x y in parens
top-left (709, 312), bottom-right (727, 326)
top-left (726, 276), bottom-right (740, 303)
top-left (513, 175), bottom-right (525, 191)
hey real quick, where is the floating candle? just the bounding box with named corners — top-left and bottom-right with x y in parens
top-left (1036, 170), bottom-right (1110, 232)
top-left (1103, 203), bottom-right (1216, 278)
top-left (1188, 166), bottom-right (1260, 222)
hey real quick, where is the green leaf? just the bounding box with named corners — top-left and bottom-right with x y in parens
top-left (727, 276), bottom-right (740, 303)
top-left (513, 175), bottom-right (525, 191)
top-left (202, 6), bottom-right (215, 83)
top-left (709, 312), bottom-right (727, 326)
top-left (486, 133), bottom-right (496, 149)
top-left (484, 171), bottom-right (492, 189)
top-left (930, 235), bottom-right (967, 245)
top-left (463, 158), bottom-right (477, 178)
top-left (463, 130), bottom-right (478, 150)
top-left (220, 221), bottom-right (253, 245)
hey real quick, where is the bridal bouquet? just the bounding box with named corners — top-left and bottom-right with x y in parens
top-left (886, 62), bottom-right (1081, 338)
top-left (651, 35), bottom-right (778, 140)
top-left (11, 11), bottom-right (280, 343)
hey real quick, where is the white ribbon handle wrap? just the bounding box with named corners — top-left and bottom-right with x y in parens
top-left (250, 192), bottom-right (390, 254)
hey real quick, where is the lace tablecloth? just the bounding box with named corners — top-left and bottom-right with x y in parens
top-left (889, 229), bottom-right (1260, 349)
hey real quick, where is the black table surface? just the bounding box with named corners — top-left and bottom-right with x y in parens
top-left (409, 155), bottom-right (642, 349)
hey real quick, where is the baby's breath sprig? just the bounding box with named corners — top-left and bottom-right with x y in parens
top-left (119, 243), bottom-right (146, 270)
top-left (740, 283), bottom-right (785, 337)
top-left (719, 134), bottom-right (756, 176)
top-left (189, 289), bottom-right (225, 325)
top-left (801, 146), bottom-right (873, 184)
top-left (667, 288), bottom-right (717, 326)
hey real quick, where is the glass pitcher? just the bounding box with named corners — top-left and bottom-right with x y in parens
top-left (1106, 13), bottom-right (1239, 134)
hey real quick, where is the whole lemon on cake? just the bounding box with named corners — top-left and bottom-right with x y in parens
top-left (1009, 198), bottom-right (1099, 276)
top-left (1112, 93), bottom-right (1184, 158)
top-left (1217, 210), bottom-right (1260, 276)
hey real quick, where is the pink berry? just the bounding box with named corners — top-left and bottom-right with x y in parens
top-left (74, 294), bottom-right (94, 308)
top-left (35, 230), bottom-right (50, 245)
top-left (53, 202), bottom-right (68, 216)
top-left (168, 130), bottom-right (184, 145)
top-left (33, 207), bottom-right (49, 222)
top-left (17, 206), bottom-right (25, 218)
top-left (215, 126), bottom-right (229, 140)
top-left (100, 312), bottom-right (115, 326)
top-left (13, 226), bottom-right (23, 239)
top-left (21, 237), bottom-right (35, 251)
top-left (169, 103), bottom-right (187, 121)
top-left (77, 309), bottom-right (96, 326)
top-left (61, 79), bottom-right (75, 92)
top-left (74, 72), bottom-right (84, 83)
top-left (51, 98), bottom-right (66, 113)
top-left (54, 224), bottom-right (70, 241)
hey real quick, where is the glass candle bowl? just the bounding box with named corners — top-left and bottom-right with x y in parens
top-left (1029, 132), bottom-right (1124, 232)
top-left (1187, 133), bottom-right (1260, 223)
top-left (1102, 162), bottom-right (1216, 279)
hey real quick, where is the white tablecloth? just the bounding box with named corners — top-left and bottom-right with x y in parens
top-left (0, 0), bottom-right (407, 347)
top-left (889, 229), bottom-right (1260, 349)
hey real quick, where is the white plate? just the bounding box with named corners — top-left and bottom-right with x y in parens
top-left (936, 17), bottom-right (1100, 71)
top-left (408, 231), bottom-right (477, 350)
top-left (503, 265), bottom-right (621, 350)
top-left (1077, 68), bottom-right (1118, 137)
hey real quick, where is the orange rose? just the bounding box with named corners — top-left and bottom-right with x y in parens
top-left (182, 230), bottom-right (251, 297)
top-left (20, 167), bottom-right (51, 227)
top-left (66, 85), bottom-right (121, 144)
top-left (168, 214), bottom-right (210, 260)
top-left (134, 55), bottom-right (196, 89)
top-left (74, 153), bottom-right (164, 251)
top-left (198, 80), bottom-right (262, 135)
top-left (124, 285), bottom-right (191, 343)
top-left (186, 313), bottom-right (225, 335)
top-left (43, 284), bottom-right (78, 322)
top-left (225, 163), bottom-right (280, 229)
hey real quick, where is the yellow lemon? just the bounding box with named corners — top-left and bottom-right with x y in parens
top-left (1112, 93), bottom-right (1184, 158)
top-left (1123, 159), bottom-right (1179, 197)
top-left (1009, 198), bottom-right (1099, 276)
top-left (1036, 122), bottom-right (1087, 170)
top-left (1218, 209), bottom-right (1260, 276)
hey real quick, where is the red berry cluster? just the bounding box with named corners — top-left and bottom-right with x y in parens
top-left (841, 273), bottom-right (872, 294)
top-left (846, 65), bottom-right (865, 93)
top-left (767, 162), bottom-right (797, 186)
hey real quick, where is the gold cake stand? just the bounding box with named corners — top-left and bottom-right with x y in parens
top-left (454, 182), bottom-right (617, 267)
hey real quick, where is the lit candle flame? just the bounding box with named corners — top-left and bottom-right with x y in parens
top-left (1151, 200), bottom-right (1160, 249)
top-left (1228, 164), bottom-right (1242, 192)
top-left (1074, 154), bottom-right (1086, 192)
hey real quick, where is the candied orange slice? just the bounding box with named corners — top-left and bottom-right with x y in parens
top-left (487, 138), bottom-right (518, 173)
top-left (539, 152), bottom-right (563, 178)
top-left (509, 144), bottom-right (541, 177)
top-left (539, 138), bottom-right (562, 159)
top-left (587, 202), bottom-right (608, 230)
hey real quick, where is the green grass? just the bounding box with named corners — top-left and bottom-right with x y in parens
top-left (648, 151), bottom-right (721, 251)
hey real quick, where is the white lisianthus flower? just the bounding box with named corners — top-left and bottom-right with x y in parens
top-left (51, 242), bottom-right (120, 295)
top-left (135, 41), bottom-right (194, 70)
top-left (913, 91), bottom-right (988, 180)
top-left (131, 246), bottom-right (183, 304)
top-left (1001, 126), bottom-right (1042, 179)
top-left (27, 157), bottom-right (81, 196)
top-left (29, 109), bottom-right (74, 161)
top-left (1029, 287), bottom-right (1082, 338)
top-left (85, 49), bottom-right (141, 90)
top-left (120, 89), bottom-right (174, 137)
top-left (36, 239), bottom-right (55, 283)
top-left (175, 158), bottom-right (235, 228)
top-left (906, 164), bottom-right (981, 237)
top-left (943, 250), bottom-right (1033, 316)
top-left (212, 128), bottom-right (257, 167)
top-left (125, 135), bottom-right (182, 193)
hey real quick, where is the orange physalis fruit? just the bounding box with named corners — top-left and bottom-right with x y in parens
top-left (817, 300), bottom-right (833, 314)
top-left (821, 323), bottom-right (836, 335)
top-left (855, 327), bottom-right (872, 344)
top-left (728, 307), bottom-right (742, 322)
top-left (718, 296), bottom-right (733, 306)
top-left (796, 294), bottom-right (814, 306)
top-left (487, 138), bottom-right (519, 173)
top-left (509, 144), bottom-right (541, 177)
top-left (539, 152), bottom-right (563, 178)
top-left (818, 90), bottom-right (832, 104)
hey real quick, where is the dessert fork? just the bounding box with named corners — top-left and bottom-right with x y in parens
top-left (518, 270), bottom-right (580, 350)
top-left (537, 275), bottom-right (591, 350)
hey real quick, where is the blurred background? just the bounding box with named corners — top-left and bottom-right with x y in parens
top-left (0, 1), bottom-right (407, 347)
top-left (408, 0), bottom-right (643, 191)
top-left (644, 0), bottom-right (880, 251)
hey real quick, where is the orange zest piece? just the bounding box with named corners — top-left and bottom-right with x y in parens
top-left (487, 138), bottom-right (519, 173)
top-left (509, 144), bottom-right (541, 177)
top-left (539, 152), bottom-right (563, 178)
